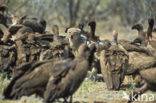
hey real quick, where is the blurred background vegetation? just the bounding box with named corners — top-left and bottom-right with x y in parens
top-left (0, 0), bottom-right (156, 39)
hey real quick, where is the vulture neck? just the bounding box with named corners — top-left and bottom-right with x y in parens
top-left (112, 34), bottom-right (118, 46)
top-left (77, 47), bottom-right (95, 67)
top-left (54, 31), bottom-right (59, 41)
top-left (138, 29), bottom-right (144, 37)
top-left (147, 22), bottom-right (154, 40)
top-left (89, 25), bottom-right (96, 41)
top-left (88, 47), bottom-right (95, 67)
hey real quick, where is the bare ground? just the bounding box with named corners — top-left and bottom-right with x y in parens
top-left (0, 77), bottom-right (156, 103)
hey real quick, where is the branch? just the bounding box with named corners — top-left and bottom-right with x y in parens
top-left (13, 0), bottom-right (30, 13)
top-left (68, 0), bottom-right (74, 26)
top-left (73, 0), bottom-right (81, 25)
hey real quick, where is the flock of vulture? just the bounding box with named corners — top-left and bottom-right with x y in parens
top-left (0, 3), bottom-right (156, 103)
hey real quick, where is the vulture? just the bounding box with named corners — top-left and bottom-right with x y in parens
top-left (0, 44), bottom-right (16, 78)
top-left (39, 25), bottom-right (71, 61)
top-left (3, 43), bottom-right (96, 103)
top-left (86, 20), bottom-right (102, 77)
top-left (130, 18), bottom-right (156, 56)
top-left (8, 24), bottom-right (24, 35)
top-left (52, 25), bottom-right (66, 42)
top-left (128, 65), bottom-right (156, 102)
top-left (147, 18), bottom-right (154, 41)
top-left (131, 18), bottom-right (155, 47)
top-left (118, 38), bottom-right (156, 86)
top-left (146, 18), bottom-right (156, 51)
top-left (43, 43), bottom-right (96, 103)
top-left (3, 59), bottom-right (56, 99)
top-left (78, 22), bottom-right (89, 40)
top-left (20, 17), bottom-right (46, 34)
top-left (100, 31), bottom-right (129, 90)
top-left (131, 23), bottom-right (148, 47)
top-left (9, 26), bottom-right (35, 64)
top-left (0, 13), bottom-right (7, 27)
top-left (78, 22), bottom-right (84, 31)
top-left (0, 24), bottom-right (9, 43)
top-left (88, 20), bottom-right (99, 42)
top-left (67, 27), bottom-right (85, 56)
top-left (10, 15), bottom-right (22, 26)
top-left (0, 3), bottom-right (7, 15)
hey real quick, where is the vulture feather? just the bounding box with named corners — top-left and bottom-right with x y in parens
top-left (100, 31), bottom-right (129, 90)
top-left (3, 44), bottom-right (96, 103)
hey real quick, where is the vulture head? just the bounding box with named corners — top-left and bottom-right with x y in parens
top-left (132, 23), bottom-right (143, 31)
top-left (10, 15), bottom-right (21, 25)
top-left (78, 22), bottom-right (84, 31)
top-left (111, 30), bottom-right (118, 46)
top-left (52, 25), bottom-right (59, 36)
top-left (67, 27), bottom-right (81, 39)
top-left (40, 18), bottom-right (46, 28)
top-left (88, 20), bottom-right (96, 31)
top-left (67, 27), bottom-right (82, 51)
top-left (148, 18), bottom-right (154, 28)
top-left (0, 4), bottom-right (8, 14)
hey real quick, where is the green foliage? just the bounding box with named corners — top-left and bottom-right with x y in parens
top-left (1, 0), bottom-right (155, 26)
top-left (126, 84), bottom-right (136, 94)
top-left (0, 73), bottom-right (9, 94)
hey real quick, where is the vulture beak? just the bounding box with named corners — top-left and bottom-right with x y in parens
top-left (130, 38), bottom-right (142, 44)
top-left (132, 26), bottom-right (136, 30)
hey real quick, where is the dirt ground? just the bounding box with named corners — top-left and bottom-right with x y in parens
top-left (1, 77), bottom-right (156, 103)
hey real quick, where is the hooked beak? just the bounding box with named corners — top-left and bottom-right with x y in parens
top-left (131, 26), bottom-right (135, 30)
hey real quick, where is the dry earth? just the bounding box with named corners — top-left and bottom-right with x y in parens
top-left (0, 76), bottom-right (156, 103)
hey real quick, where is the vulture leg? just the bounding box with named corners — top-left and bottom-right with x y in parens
top-left (44, 77), bottom-right (55, 103)
top-left (128, 83), bottom-right (148, 103)
top-left (69, 95), bottom-right (72, 103)
top-left (63, 97), bottom-right (68, 103)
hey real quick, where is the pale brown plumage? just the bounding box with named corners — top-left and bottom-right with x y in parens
top-left (100, 31), bottom-right (129, 90)
top-left (118, 39), bottom-right (156, 86)
top-left (39, 25), bottom-right (70, 60)
top-left (128, 64), bottom-right (156, 103)
top-left (20, 18), bottom-right (46, 34)
top-left (67, 27), bottom-right (85, 56)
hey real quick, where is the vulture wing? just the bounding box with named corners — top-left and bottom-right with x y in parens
top-left (100, 46), bottom-right (129, 90)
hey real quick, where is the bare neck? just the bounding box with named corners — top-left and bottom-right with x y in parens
top-left (89, 26), bottom-right (95, 40)
top-left (138, 29), bottom-right (144, 36)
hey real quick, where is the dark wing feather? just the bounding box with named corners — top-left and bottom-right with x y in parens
top-left (44, 59), bottom-right (77, 102)
top-left (100, 46), bottom-right (129, 90)
top-left (51, 59), bottom-right (76, 84)
top-left (3, 59), bottom-right (58, 99)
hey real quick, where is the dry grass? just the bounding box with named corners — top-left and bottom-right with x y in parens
top-left (0, 75), bottom-right (156, 103)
